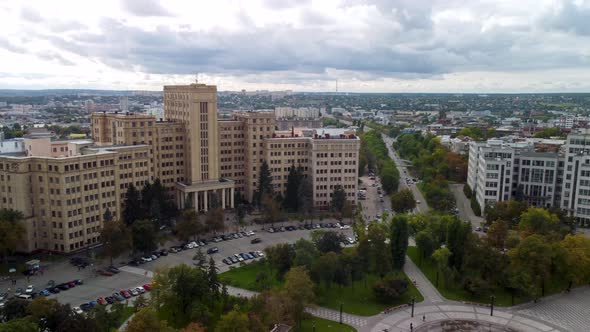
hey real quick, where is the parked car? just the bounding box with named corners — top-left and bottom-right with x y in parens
top-left (249, 251), bottom-right (259, 258)
top-left (97, 297), bottom-right (107, 305)
top-left (72, 306), bottom-right (84, 314)
top-left (142, 283), bottom-right (152, 291)
top-left (246, 230), bottom-right (255, 236)
top-left (207, 247), bottom-right (219, 254)
top-left (14, 288), bottom-right (23, 296)
top-left (67, 281), bottom-right (77, 288)
top-left (80, 303), bottom-right (92, 311)
top-left (105, 296), bottom-right (115, 304)
top-left (267, 227), bottom-right (275, 233)
top-left (113, 293), bottom-right (125, 301)
top-left (169, 246), bottom-right (180, 253)
top-left (135, 287), bottom-right (146, 294)
top-left (250, 237), bottom-right (262, 244)
top-left (57, 283), bottom-right (70, 291)
top-left (96, 269), bottom-right (114, 277)
top-left (48, 287), bottom-right (60, 294)
top-left (213, 236), bottom-right (222, 242)
top-left (159, 249), bottom-right (169, 256)
top-left (119, 290), bottom-right (131, 299)
top-left (255, 250), bottom-right (265, 257)
top-left (141, 256), bottom-right (152, 263)
top-left (38, 289), bottom-right (51, 297)
top-left (25, 285), bottom-right (34, 294)
top-left (0, 292), bottom-right (8, 302)
top-left (222, 258), bottom-right (232, 265)
top-left (107, 266), bottom-right (121, 274)
top-left (129, 288), bottom-right (139, 296)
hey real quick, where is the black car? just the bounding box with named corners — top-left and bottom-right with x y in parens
top-left (48, 287), bottom-right (60, 294)
top-left (57, 283), bottom-right (70, 291)
top-left (107, 266), bottom-right (121, 274)
top-left (222, 258), bottom-right (231, 265)
top-left (249, 251), bottom-right (259, 258)
top-left (206, 247), bottom-right (219, 254)
top-left (250, 238), bottom-right (262, 244)
top-left (159, 249), bottom-right (168, 256)
top-left (105, 296), bottom-right (115, 304)
top-left (80, 303), bottom-right (92, 311)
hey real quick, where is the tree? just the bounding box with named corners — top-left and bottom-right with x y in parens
top-left (175, 209), bottom-right (202, 242)
top-left (330, 185), bottom-right (347, 212)
top-left (283, 266), bottom-right (315, 327)
top-left (509, 234), bottom-right (553, 298)
top-left (123, 184), bottom-right (142, 226)
top-left (207, 257), bottom-right (220, 295)
top-left (518, 207), bottom-right (559, 236)
top-left (313, 230), bottom-right (345, 253)
top-left (373, 276), bottom-right (409, 303)
top-left (0, 208), bottom-right (25, 263)
top-left (265, 243), bottom-right (295, 277)
top-left (100, 220), bottom-right (131, 266)
top-left (103, 208), bottom-right (113, 223)
top-left (255, 161), bottom-right (273, 206)
top-left (126, 306), bottom-right (175, 332)
top-left (558, 234), bottom-right (590, 285)
top-left (390, 189), bottom-right (416, 213)
top-left (390, 215), bottom-right (409, 270)
top-left (486, 220), bottom-right (509, 249)
top-left (141, 179), bottom-right (178, 227)
top-left (415, 230), bottom-right (435, 261)
top-left (484, 200), bottom-right (527, 226)
top-left (293, 238), bottom-right (318, 271)
top-left (446, 218), bottom-right (471, 270)
top-left (215, 306), bottom-right (251, 332)
top-left (0, 318), bottom-right (38, 332)
top-left (261, 194), bottom-right (281, 227)
top-left (311, 252), bottom-right (340, 287)
top-left (131, 219), bottom-right (158, 254)
top-left (182, 322), bottom-right (207, 332)
top-left (284, 166), bottom-right (303, 211)
top-left (432, 246), bottom-right (451, 287)
top-left (1, 299), bottom-right (28, 321)
top-left (297, 175), bottom-right (314, 222)
top-left (134, 294), bottom-right (149, 312)
top-left (205, 206), bottom-right (225, 234)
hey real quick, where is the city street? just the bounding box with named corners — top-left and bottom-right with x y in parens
top-left (450, 183), bottom-right (485, 229)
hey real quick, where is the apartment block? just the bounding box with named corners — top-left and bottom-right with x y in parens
top-left (0, 135), bottom-right (150, 253)
top-left (467, 130), bottom-right (590, 225)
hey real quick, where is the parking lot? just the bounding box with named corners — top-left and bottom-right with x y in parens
top-left (1, 223), bottom-right (354, 310)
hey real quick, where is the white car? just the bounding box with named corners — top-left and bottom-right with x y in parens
top-left (25, 285), bottom-right (34, 294)
top-left (246, 230), bottom-right (255, 236)
top-left (72, 307), bottom-right (83, 314)
top-left (135, 286), bottom-right (146, 294)
top-left (190, 241), bottom-right (198, 248)
top-left (255, 250), bottom-right (265, 257)
top-left (340, 225), bottom-right (351, 230)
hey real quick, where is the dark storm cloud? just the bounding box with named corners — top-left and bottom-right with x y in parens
top-left (120, 0), bottom-right (172, 17)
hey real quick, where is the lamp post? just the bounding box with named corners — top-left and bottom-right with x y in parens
top-left (490, 295), bottom-right (495, 316)
top-left (340, 302), bottom-right (343, 324)
top-left (410, 297), bottom-right (415, 317)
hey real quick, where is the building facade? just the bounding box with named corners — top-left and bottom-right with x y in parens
top-left (2, 83), bottom-right (360, 254)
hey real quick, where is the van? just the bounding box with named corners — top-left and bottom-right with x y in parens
top-left (17, 294), bottom-right (32, 300)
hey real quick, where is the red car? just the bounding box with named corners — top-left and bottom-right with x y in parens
top-left (67, 281), bottom-right (77, 288)
top-left (97, 297), bottom-right (107, 305)
top-left (142, 283), bottom-right (152, 291)
top-left (97, 269), bottom-right (114, 277)
top-left (119, 290), bottom-right (131, 299)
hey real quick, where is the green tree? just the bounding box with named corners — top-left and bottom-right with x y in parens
top-left (100, 219), bottom-right (131, 266)
top-left (123, 184), bottom-right (142, 226)
top-left (215, 306), bottom-right (251, 332)
top-left (486, 220), bottom-right (509, 249)
top-left (311, 252), bottom-right (340, 287)
top-left (284, 166), bottom-right (303, 211)
top-left (293, 238), bottom-right (318, 271)
top-left (432, 246), bottom-right (452, 287)
top-left (390, 189), bottom-right (416, 213)
top-left (255, 161), bottom-right (273, 206)
top-left (313, 230), bottom-right (345, 253)
top-left (205, 206), bottom-right (225, 235)
top-left (518, 207), bottom-right (559, 236)
top-left (446, 218), bottom-right (471, 270)
top-left (261, 194), bottom-right (281, 228)
top-left (265, 243), bottom-right (295, 278)
top-left (297, 176), bottom-right (314, 223)
top-left (330, 185), bottom-right (347, 212)
top-left (415, 230), bottom-right (435, 261)
top-left (509, 234), bottom-right (553, 298)
top-left (0, 208), bottom-right (25, 263)
top-left (131, 219), bottom-right (158, 254)
top-left (484, 200), bottom-right (527, 226)
top-left (126, 306), bottom-right (175, 332)
top-left (283, 266), bottom-right (315, 327)
top-left (533, 127), bottom-right (562, 138)
top-left (103, 208), bottom-right (113, 223)
top-left (390, 214), bottom-right (409, 270)
top-left (0, 318), bottom-right (38, 332)
top-left (175, 209), bottom-right (202, 242)
top-left (558, 234), bottom-right (590, 285)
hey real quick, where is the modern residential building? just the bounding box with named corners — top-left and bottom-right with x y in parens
top-left (467, 130), bottom-right (590, 225)
top-left (2, 82), bottom-right (360, 254)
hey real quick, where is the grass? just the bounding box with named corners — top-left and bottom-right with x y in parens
top-left (405, 246), bottom-right (579, 306)
top-left (295, 317), bottom-right (357, 332)
top-left (219, 260), bottom-right (424, 316)
top-left (116, 306), bottom-right (135, 326)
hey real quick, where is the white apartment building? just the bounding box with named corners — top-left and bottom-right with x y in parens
top-left (467, 130), bottom-right (590, 225)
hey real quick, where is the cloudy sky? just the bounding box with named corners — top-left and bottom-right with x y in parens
top-left (1, 0), bottom-right (590, 92)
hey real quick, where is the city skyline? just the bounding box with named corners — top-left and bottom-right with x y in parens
top-left (1, 0), bottom-right (590, 93)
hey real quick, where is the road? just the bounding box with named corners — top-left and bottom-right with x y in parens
top-left (450, 183), bottom-right (485, 229)
top-left (1, 224), bottom-right (354, 308)
top-left (358, 175), bottom-right (390, 221)
top-left (381, 134), bottom-right (430, 213)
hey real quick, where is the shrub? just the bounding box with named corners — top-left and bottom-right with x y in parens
top-left (372, 276), bottom-right (408, 303)
top-left (470, 197), bottom-right (481, 216)
top-left (463, 185), bottom-right (472, 198)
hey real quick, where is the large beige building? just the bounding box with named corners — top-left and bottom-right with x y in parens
top-left (2, 82), bottom-right (359, 254)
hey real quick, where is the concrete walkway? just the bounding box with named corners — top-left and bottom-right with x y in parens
top-left (403, 255), bottom-right (444, 304)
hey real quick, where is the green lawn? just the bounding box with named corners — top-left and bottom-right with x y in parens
top-left (296, 317), bottom-right (357, 332)
top-left (219, 260), bottom-right (424, 316)
top-left (407, 246), bottom-right (532, 306)
top-left (116, 306), bottom-right (135, 326)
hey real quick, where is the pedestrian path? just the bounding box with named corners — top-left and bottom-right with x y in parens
top-left (119, 266), bottom-right (154, 278)
top-left (403, 254), bottom-right (444, 304)
top-left (306, 307), bottom-right (368, 328)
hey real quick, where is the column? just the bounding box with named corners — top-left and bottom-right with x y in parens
top-left (221, 188), bottom-right (226, 209)
top-left (203, 191), bottom-right (208, 212)
top-left (193, 192), bottom-right (198, 212)
top-left (230, 188), bottom-right (235, 208)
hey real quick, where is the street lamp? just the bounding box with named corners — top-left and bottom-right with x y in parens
top-left (410, 297), bottom-right (415, 317)
top-left (490, 295), bottom-right (495, 316)
top-left (339, 302), bottom-right (343, 324)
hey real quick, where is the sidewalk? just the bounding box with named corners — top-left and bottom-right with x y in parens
top-left (403, 254), bottom-right (444, 304)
